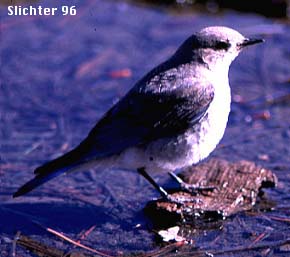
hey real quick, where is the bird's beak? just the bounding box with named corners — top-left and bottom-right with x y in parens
top-left (238, 38), bottom-right (265, 48)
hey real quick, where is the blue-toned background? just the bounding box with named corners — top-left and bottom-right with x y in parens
top-left (1, 0), bottom-right (289, 255)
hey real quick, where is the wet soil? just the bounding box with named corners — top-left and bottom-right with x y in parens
top-left (1, 0), bottom-right (290, 256)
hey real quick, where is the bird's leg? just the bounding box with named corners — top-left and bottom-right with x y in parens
top-left (137, 168), bottom-right (206, 204)
top-left (137, 167), bottom-right (169, 199)
top-left (168, 171), bottom-right (216, 193)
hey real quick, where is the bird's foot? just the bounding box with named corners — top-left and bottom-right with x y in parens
top-left (137, 167), bottom-right (197, 204)
top-left (163, 191), bottom-right (204, 205)
top-left (168, 172), bottom-right (216, 194)
top-left (137, 167), bottom-right (207, 204)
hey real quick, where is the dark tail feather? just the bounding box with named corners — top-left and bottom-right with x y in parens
top-left (13, 168), bottom-right (67, 197)
top-left (13, 145), bottom-right (89, 198)
top-left (34, 143), bottom-right (89, 175)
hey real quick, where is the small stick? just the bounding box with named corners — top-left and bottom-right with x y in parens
top-left (168, 237), bottom-right (290, 256)
top-left (46, 227), bottom-right (112, 257)
top-left (265, 214), bottom-right (290, 223)
top-left (11, 231), bottom-right (21, 257)
top-left (16, 234), bottom-right (64, 257)
top-left (141, 241), bottom-right (185, 257)
top-left (1, 207), bottom-right (112, 257)
top-left (76, 225), bottom-right (96, 244)
top-left (249, 232), bottom-right (268, 247)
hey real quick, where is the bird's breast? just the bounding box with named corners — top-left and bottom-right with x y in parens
top-left (185, 80), bottom-right (231, 163)
top-left (112, 77), bottom-right (231, 173)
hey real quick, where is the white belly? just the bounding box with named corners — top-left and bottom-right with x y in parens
top-left (110, 82), bottom-right (231, 173)
top-left (186, 86), bottom-right (231, 164)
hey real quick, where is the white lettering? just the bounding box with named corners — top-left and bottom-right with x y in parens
top-left (7, 5), bottom-right (71, 16)
top-left (23, 7), bottom-right (29, 15)
top-left (30, 6), bottom-right (37, 15)
top-left (51, 8), bottom-right (57, 15)
top-left (38, 6), bottom-right (43, 15)
top-left (7, 6), bottom-right (13, 15)
top-left (44, 7), bottom-right (50, 15)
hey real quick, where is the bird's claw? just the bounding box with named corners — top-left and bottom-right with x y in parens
top-left (168, 172), bottom-right (216, 193)
top-left (161, 187), bottom-right (204, 205)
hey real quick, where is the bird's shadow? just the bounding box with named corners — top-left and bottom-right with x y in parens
top-left (0, 201), bottom-right (125, 236)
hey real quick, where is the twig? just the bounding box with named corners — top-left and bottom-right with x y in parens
top-left (24, 141), bottom-right (42, 155)
top-left (212, 238), bottom-right (290, 256)
top-left (1, 206), bottom-right (112, 257)
top-left (11, 231), bottom-right (21, 257)
top-left (46, 227), bottom-right (112, 257)
top-left (249, 232), bottom-right (268, 247)
top-left (140, 241), bottom-right (185, 257)
top-left (16, 234), bottom-right (64, 257)
top-left (166, 237), bottom-right (290, 256)
top-left (76, 225), bottom-right (97, 244)
top-left (265, 214), bottom-right (290, 223)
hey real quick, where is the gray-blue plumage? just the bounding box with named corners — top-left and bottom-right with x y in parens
top-left (13, 26), bottom-right (263, 198)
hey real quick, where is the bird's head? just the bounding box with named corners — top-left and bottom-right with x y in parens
top-left (175, 26), bottom-right (264, 71)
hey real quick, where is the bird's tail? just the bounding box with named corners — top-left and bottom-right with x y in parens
top-left (13, 145), bottom-right (89, 198)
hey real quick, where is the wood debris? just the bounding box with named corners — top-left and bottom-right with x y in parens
top-left (145, 158), bottom-right (277, 227)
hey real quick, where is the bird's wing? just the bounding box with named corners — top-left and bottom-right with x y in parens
top-left (13, 75), bottom-right (214, 197)
top-left (81, 80), bottom-right (214, 158)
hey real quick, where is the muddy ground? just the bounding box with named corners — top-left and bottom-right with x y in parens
top-left (1, 0), bottom-right (290, 256)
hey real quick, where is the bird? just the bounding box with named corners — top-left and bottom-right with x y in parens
top-left (13, 26), bottom-right (264, 198)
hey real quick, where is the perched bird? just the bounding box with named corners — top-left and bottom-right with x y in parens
top-left (13, 26), bottom-right (263, 198)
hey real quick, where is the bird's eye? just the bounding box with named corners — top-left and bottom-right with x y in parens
top-left (215, 41), bottom-right (231, 50)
